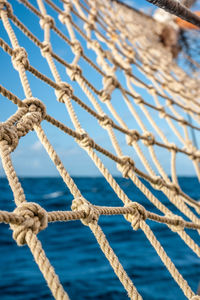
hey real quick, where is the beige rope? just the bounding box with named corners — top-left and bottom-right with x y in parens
top-left (0, 0), bottom-right (200, 299)
top-left (1, 204), bottom-right (200, 230)
top-left (72, 197), bottom-right (143, 300)
top-left (26, 230), bottom-right (70, 300)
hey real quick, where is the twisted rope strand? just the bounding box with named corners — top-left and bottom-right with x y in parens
top-left (0, 0), bottom-right (200, 299)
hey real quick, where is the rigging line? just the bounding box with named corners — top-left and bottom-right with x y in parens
top-left (145, 0), bottom-right (200, 28)
top-left (187, 113), bottom-right (199, 149)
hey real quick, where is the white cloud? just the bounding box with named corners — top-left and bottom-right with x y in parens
top-left (31, 140), bottom-right (43, 151)
top-left (32, 159), bottom-right (40, 168)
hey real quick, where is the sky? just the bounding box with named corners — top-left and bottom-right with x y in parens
top-left (0, 0), bottom-right (200, 177)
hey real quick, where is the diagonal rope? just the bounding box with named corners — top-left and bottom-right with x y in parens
top-left (0, 0), bottom-right (200, 299)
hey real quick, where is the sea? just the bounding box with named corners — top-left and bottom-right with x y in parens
top-left (0, 177), bottom-right (199, 300)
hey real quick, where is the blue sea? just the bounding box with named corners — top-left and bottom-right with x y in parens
top-left (0, 177), bottom-right (199, 300)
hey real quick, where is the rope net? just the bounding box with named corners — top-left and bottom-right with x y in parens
top-left (0, 0), bottom-right (200, 298)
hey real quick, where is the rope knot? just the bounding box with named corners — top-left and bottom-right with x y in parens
top-left (170, 183), bottom-right (179, 195)
top-left (10, 202), bottom-right (48, 246)
top-left (99, 90), bottom-right (111, 103)
top-left (99, 115), bottom-right (113, 128)
top-left (126, 130), bottom-right (140, 145)
top-left (55, 82), bottom-right (73, 103)
top-left (83, 22), bottom-right (94, 32)
top-left (91, 40), bottom-right (101, 50)
top-left (16, 98), bottom-right (46, 137)
top-left (71, 197), bottom-right (99, 226)
top-left (147, 85), bottom-right (156, 95)
top-left (143, 132), bottom-right (155, 146)
top-left (117, 156), bottom-right (135, 178)
top-left (71, 40), bottom-right (83, 56)
top-left (169, 143), bottom-right (178, 152)
top-left (87, 13), bottom-right (96, 27)
top-left (194, 150), bottom-right (200, 162)
top-left (58, 3), bottom-right (72, 24)
top-left (0, 0), bottom-right (13, 16)
top-left (40, 15), bottom-right (54, 29)
top-left (85, 8), bottom-right (97, 30)
top-left (58, 12), bottom-right (72, 24)
top-left (104, 50), bottom-right (113, 61)
top-left (125, 68), bottom-right (133, 76)
top-left (103, 75), bottom-right (119, 90)
top-left (166, 213), bottom-right (185, 232)
top-left (153, 176), bottom-right (164, 189)
top-left (190, 296), bottom-right (200, 300)
top-left (184, 143), bottom-right (197, 160)
top-left (180, 118), bottom-right (188, 126)
top-left (67, 65), bottom-right (82, 81)
top-left (159, 106), bottom-right (167, 119)
top-left (41, 42), bottom-right (52, 57)
top-left (63, 1), bottom-right (72, 10)
top-left (125, 56), bottom-right (134, 65)
top-left (100, 75), bottom-right (118, 102)
top-left (12, 47), bottom-right (29, 70)
top-left (77, 129), bottom-right (95, 148)
top-left (89, 7), bottom-right (97, 19)
top-left (23, 98), bottom-right (46, 120)
top-left (166, 99), bottom-right (173, 107)
top-left (134, 96), bottom-right (143, 105)
top-left (124, 202), bottom-right (147, 230)
top-left (108, 31), bottom-right (118, 42)
top-left (0, 123), bottom-right (18, 152)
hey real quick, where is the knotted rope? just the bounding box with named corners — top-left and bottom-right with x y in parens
top-left (72, 197), bottom-right (100, 225)
top-left (125, 202), bottom-right (147, 230)
top-left (0, 0), bottom-right (200, 299)
top-left (10, 202), bottom-right (48, 246)
top-left (0, 123), bottom-right (18, 152)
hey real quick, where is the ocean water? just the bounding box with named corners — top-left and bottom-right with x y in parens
top-left (0, 177), bottom-right (199, 300)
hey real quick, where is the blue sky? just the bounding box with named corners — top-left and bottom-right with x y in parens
top-left (0, 0), bottom-right (200, 177)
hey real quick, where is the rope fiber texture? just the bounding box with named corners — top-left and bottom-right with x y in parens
top-left (0, 0), bottom-right (200, 299)
top-left (145, 0), bottom-right (200, 28)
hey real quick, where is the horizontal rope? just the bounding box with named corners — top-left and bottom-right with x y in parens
top-left (9, 0), bottom-right (200, 115)
top-left (0, 203), bottom-right (199, 230)
top-left (0, 1), bottom-right (200, 299)
top-left (0, 81), bottom-right (199, 210)
top-left (1, 80), bottom-right (199, 160)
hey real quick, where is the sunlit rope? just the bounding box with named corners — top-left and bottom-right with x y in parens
top-left (0, 0), bottom-right (200, 299)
